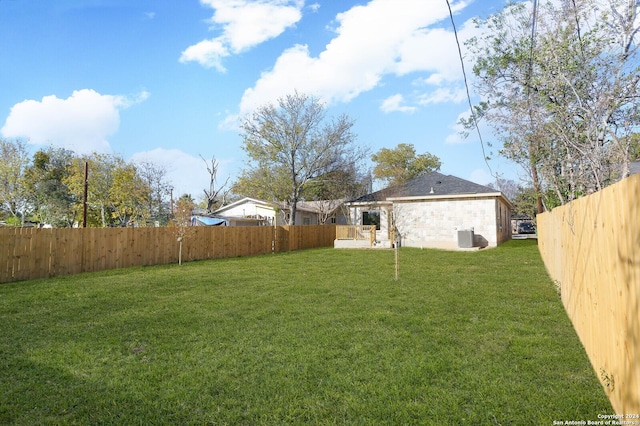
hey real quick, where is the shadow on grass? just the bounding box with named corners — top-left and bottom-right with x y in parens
top-left (0, 354), bottom-right (147, 424)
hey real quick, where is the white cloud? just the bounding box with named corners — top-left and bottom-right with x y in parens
top-left (180, 0), bottom-right (304, 71)
top-left (180, 39), bottom-right (230, 72)
top-left (419, 87), bottom-right (466, 105)
top-left (218, 112), bottom-right (241, 131)
top-left (1, 89), bottom-right (148, 154)
top-left (234, 0), bottom-right (474, 117)
top-left (380, 94), bottom-right (417, 114)
top-left (445, 131), bottom-right (466, 145)
top-left (393, 27), bottom-right (463, 79)
top-left (469, 168), bottom-right (493, 186)
top-left (445, 107), bottom-right (495, 152)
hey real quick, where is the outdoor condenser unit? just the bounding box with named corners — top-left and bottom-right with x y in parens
top-left (457, 229), bottom-right (474, 248)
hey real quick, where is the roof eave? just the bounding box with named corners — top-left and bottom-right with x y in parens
top-left (388, 191), bottom-right (514, 208)
top-left (387, 191), bottom-right (504, 201)
top-left (345, 200), bottom-right (394, 207)
top-left (213, 197), bottom-right (275, 214)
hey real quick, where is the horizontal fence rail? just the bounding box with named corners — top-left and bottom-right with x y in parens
top-left (0, 225), bottom-right (336, 284)
top-left (537, 174), bottom-right (639, 415)
top-left (335, 225), bottom-right (376, 240)
top-left (335, 225), bottom-right (376, 248)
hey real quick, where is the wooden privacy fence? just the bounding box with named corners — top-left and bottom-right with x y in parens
top-left (537, 174), bottom-right (640, 415)
top-left (0, 225), bottom-right (336, 284)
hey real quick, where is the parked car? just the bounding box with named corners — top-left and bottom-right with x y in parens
top-left (517, 222), bottom-right (536, 234)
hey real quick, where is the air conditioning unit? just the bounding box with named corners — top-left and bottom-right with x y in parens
top-left (457, 229), bottom-right (474, 248)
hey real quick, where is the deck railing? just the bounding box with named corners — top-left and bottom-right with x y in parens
top-left (335, 225), bottom-right (376, 246)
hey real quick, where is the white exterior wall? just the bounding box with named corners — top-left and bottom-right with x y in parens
top-left (392, 198), bottom-right (500, 249)
top-left (495, 197), bottom-right (512, 244)
top-left (219, 201), bottom-right (278, 225)
top-left (351, 204), bottom-right (392, 240)
top-left (379, 207), bottom-right (390, 241)
top-left (220, 201), bottom-right (320, 226)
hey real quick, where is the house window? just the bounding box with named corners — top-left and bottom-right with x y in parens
top-left (303, 217), bottom-right (311, 225)
top-left (362, 210), bottom-right (380, 230)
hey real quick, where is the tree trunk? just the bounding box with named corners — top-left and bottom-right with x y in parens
top-left (531, 161), bottom-right (544, 214)
top-left (100, 203), bottom-right (107, 227)
top-left (289, 198), bottom-right (297, 225)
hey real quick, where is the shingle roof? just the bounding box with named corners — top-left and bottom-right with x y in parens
top-left (350, 172), bottom-right (497, 203)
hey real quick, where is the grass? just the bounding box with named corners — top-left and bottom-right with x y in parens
top-left (0, 239), bottom-right (612, 425)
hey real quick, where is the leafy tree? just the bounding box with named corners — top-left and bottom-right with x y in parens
top-left (371, 143), bottom-right (441, 186)
top-left (233, 166), bottom-right (291, 203)
top-left (237, 91), bottom-right (368, 225)
top-left (0, 139), bottom-right (30, 225)
top-left (304, 165), bottom-right (372, 224)
top-left (66, 153), bottom-right (116, 227)
top-left (627, 133), bottom-right (640, 161)
top-left (66, 153), bottom-right (150, 227)
top-left (67, 155), bottom-right (96, 226)
top-left (23, 147), bottom-right (76, 227)
top-left (511, 186), bottom-right (539, 219)
top-left (110, 163), bottom-right (150, 226)
top-left (304, 162), bottom-right (371, 199)
top-left (466, 0), bottom-right (640, 207)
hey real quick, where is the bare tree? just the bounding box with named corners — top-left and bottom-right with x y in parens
top-left (201, 155), bottom-right (230, 213)
top-left (135, 159), bottom-right (171, 224)
top-left (467, 0), bottom-right (640, 207)
top-left (311, 199), bottom-right (345, 224)
top-left (488, 177), bottom-right (519, 201)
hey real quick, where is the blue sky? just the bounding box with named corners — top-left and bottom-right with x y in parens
top-left (0, 0), bottom-right (524, 199)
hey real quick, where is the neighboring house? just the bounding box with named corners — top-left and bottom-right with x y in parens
top-left (341, 172), bottom-right (512, 249)
top-left (212, 197), bottom-right (345, 226)
top-left (630, 161), bottom-right (640, 175)
top-left (297, 200), bottom-right (349, 225)
top-left (211, 198), bottom-right (279, 226)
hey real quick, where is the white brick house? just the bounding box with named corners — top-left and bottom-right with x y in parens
top-left (343, 172), bottom-right (512, 249)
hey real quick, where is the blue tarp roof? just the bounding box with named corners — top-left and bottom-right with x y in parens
top-left (192, 216), bottom-right (226, 226)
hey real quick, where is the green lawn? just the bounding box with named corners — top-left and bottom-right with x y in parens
top-left (0, 239), bottom-right (612, 425)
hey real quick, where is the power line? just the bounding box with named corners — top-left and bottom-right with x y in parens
top-left (445, 0), bottom-right (494, 178)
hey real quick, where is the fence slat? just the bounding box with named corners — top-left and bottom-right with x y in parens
top-left (0, 225), bottom-right (335, 284)
top-left (537, 174), bottom-right (639, 415)
top-left (0, 229), bottom-right (11, 282)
